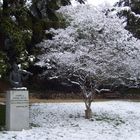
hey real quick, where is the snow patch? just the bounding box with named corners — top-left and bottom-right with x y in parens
top-left (1, 101), bottom-right (140, 140)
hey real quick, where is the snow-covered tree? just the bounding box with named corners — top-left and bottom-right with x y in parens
top-left (36, 4), bottom-right (140, 119)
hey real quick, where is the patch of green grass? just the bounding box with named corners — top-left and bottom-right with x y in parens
top-left (93, 113), bottom-right (125, 127)
top-left (0, 104), bottom-right (5, 130)
top-left (30, 123), bottom-right (40, 128)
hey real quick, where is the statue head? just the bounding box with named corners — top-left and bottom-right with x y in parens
top-left (12, 63), bottom-right (19, 72)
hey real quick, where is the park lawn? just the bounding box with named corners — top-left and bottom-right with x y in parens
top-left (0, 101), bottom-right (140, 140)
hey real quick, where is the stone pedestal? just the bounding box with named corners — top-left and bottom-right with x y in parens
top-left (6, 89), bottom-right (29, 131)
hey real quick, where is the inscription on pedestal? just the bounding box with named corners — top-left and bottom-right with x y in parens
top-left (6, 90), bottom-right (29, 131)
top-left (11, 93), bottom-right (28, 100)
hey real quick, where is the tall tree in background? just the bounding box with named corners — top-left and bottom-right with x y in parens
top-left (116, 0), bottom-right (140, 39)
top-left (0, 0), bottom-right (86, 78)
top-left (0, 0), bottom-right (31, 77)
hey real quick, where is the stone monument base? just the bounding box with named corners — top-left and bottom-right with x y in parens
top-left (6, 89), bottom-right (29, 131)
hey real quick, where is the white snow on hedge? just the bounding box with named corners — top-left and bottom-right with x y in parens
top-left (0, 101), bottom-right (140, 140)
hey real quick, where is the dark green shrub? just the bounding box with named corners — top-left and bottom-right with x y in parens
top-left (0, 104), bottom-right (5, 131)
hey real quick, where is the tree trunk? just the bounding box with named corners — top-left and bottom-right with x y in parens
top-left (85, 108), bottom-right (92, 119)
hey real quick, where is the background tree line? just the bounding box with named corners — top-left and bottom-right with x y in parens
top-left (0, 0), bottom-right (85, 79)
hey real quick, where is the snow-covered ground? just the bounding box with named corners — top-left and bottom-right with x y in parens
top-left (0, 101), bottom-right (140, 140)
